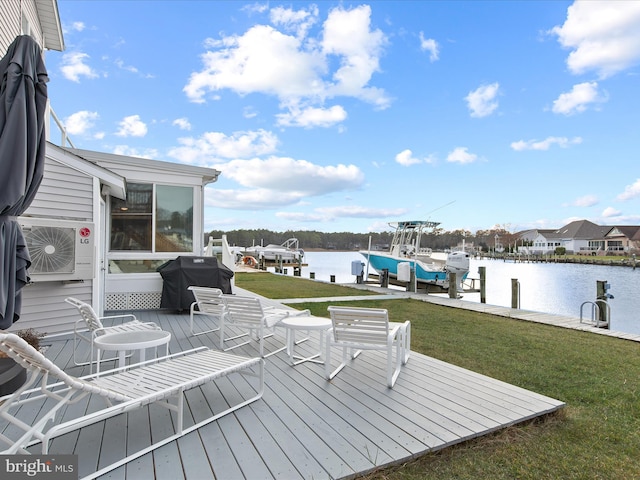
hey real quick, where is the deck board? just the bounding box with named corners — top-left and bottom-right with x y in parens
top-left (3, 298), bottom-right (565, 479)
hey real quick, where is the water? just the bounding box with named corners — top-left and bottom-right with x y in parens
top-left (271, 251), bottom-right (640, 335)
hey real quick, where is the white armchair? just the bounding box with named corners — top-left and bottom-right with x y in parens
top-left (220, 295), bottom-right (292, 357)
top-left (65, 297), bottom-right (161, 372)
top-left (187, 286), bottom-right (224, 336)
top-left (326, 306), bottom-right (410, 388)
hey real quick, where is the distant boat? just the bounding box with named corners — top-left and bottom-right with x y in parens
top-left (361, 220), bottom-right (470, 289)
top-left (245, 238), bottom-right (305, 263)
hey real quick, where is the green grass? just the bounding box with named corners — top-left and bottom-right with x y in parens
top-left (236, 272), bottom-right (640, 479)
top-left (235, 272), bottom-right (376, 299)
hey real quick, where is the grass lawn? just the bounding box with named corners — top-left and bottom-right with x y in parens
top-left (236, 272), bottom-right (640, 479)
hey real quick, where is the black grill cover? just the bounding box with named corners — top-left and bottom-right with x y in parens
top-left (158, 256), bottom-right (233, 310)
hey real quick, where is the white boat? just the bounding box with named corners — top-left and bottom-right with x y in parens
top-left (361, 220), bottom-right (470, 290)
top-left (244, 238), bottom-right (305, 263)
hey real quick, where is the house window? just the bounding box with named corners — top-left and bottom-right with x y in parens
top-left (110, 183), bottom-right (193, 252)
top-left (155, 185), bottom-right (193, 252)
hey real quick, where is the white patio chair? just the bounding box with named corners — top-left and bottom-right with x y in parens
top-left (187, 286), bottom-right (224, 336)
top-left (326, 306), bottom-right (411, 388)
top-left (65, 297), bottom-right (161, 372)
top-left (0, 333), bottom-right (263, 479)
top-left (220, 295), bottom-right (293, 357)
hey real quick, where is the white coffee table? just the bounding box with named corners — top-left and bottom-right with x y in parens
top-left (94, 330), bottom-right (171, 374)
top-left (279, 315), bottom-right (332, 365)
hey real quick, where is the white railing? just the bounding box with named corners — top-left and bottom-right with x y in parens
top-left (48, 106), bottom-right (75, 148)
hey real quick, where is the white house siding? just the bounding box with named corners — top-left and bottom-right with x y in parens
top-left (0, 0), bottom-right (47, 51)
top-left (0, 1), bottom-right (23, 51)
top-left (26, 158), bottom-right (94, 219)
top-left (14, 157), bottom-right (97, 335)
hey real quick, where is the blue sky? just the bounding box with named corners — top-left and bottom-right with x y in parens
top-left (46, 1), bottom-right (640, 234)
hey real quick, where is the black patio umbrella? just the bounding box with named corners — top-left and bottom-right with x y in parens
top-left (0, 35), bottom-right (49, 329)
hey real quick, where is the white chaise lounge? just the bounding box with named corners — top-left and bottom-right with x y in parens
top-left (0, 333), bottom-right (264, 479)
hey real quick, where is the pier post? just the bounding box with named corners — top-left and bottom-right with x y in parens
top-left (380, 269), bottom-right (389, 288)
top-left (595, 280), bottom-right (611, 328)
top-left (407, 268), bottom-right (416, 292)
top-left (448, 273), bottom-right (457, 298)
top-left (511, 278), bottom-right (520, 309)
top-left (479, 266), bottom-right (486, 304)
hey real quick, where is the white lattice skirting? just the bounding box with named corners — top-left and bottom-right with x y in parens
top-left (106, 292), bottom-right (162, 310)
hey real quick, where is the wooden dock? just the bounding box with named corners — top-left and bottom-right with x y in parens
top-left (3, 290), bottom-right (565, 480)
top-left (316, 282), bottom-right (640, 344)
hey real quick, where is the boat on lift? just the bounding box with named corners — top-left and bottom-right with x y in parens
top-left (360, 220), bottom-right (470, 290)
top-left (244, 238), bottom-right (305, 263)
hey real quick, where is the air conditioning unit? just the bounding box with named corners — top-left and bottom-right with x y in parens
top-left (18, 217), bottom-right (96, 282)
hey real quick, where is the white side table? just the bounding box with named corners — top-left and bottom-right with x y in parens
top-left (94, 330), bottom-right (171, 374)
top-left (279, 316), bottom-right (332, 365)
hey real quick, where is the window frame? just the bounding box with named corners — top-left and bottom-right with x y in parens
top-left (107, 181), bottom-right (198, 274)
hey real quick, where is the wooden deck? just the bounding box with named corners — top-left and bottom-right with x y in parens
top-left (10, 293), bottom-right (564, 479)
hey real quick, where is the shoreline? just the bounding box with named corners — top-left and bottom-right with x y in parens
top-left (302, 249), bottom-right (639, 268)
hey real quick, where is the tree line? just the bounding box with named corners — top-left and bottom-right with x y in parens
top-left (206, 225), bottom-right (522, 252)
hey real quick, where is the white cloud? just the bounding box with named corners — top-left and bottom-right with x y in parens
top-left (395, 149), bottom-right (422, 166)
top-left (60, 52), bottom-right (99, 82)
top-left (616, 179), bottom-right (640, 201)
top-left (270, 5), bottom-right (318, 39)
top-left (321, 5), bottom-right (389, 106)
top-left (552, 82), bottom-right (606, 115)
top-left (168, 129), bottom-right (279, 164)
top-left (276, 206), bottom-right (408, 223)
top-left (64, 110), bottom-right (99, 135)
top-left (201, 153), bottom-right (368, 212)
top-left (419, 32), bottom-right (439, 62)
top-left (276, 105), bottom-right (347, 127)
top-left (62, 21), bottom-right (85, 34)
top-left (465, 83), bottom-right (499, 118)
top-left (112, 145), bottom-right (159, 159)
top-left (511, 136), bottom-right (583, 151)
top-left (172, 118), bottom-right (192, 130)
top-left (114, 58), bottom-right (139, 74)
top-left (243, 107), bottom-right (258, 119)
top-left (315, 205), bottom-right (407, 218)
top-left (207, 188), bottom-right (304, 210)
top-left (219, 157), bottom-right (364, 195)
top-left (551, 1), bottom-right (640, 79)
top-left (186, 25), bottom-right (324, 102)
top-left (571, 195), bottom-right (599, 208)
top-left (183, 4), bottom-right (389, 127)
top-left (602, 206), bottom-right (622, 218)
top-left (276, 211), bottom-right (327, 222)
top-left (115, 115), bottom-right (148, 137)
top-left (447, 147), bottom-right (477, 164)
top-left (241, 3), bottom-right (269, 15)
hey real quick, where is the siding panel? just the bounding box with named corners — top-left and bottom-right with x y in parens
top-left (0, 1), bottom-right (21, 51)
top-left (14, 282), bottom-right (92, 334)
top-left (27, 158), bottom-right (95, 220)
top-left (18, 155), bottom-right (96, 333)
